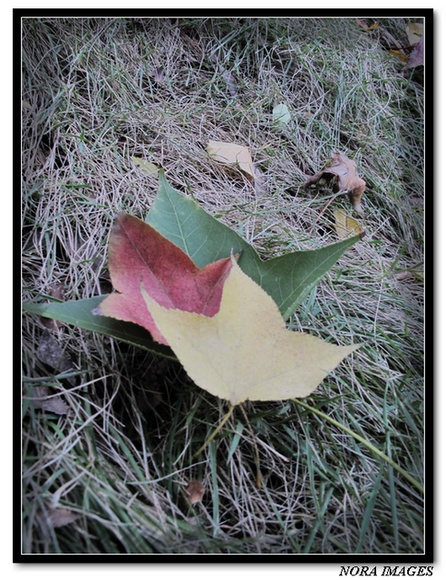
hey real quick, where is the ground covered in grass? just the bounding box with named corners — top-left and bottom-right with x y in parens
top-left (22, 17), bottom-right (425, 555)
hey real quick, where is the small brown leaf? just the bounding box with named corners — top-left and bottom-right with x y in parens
top-left (37, 330), bottom-right (76, 384)
top-left (356, 19), bottom-right (380, 31)
top-left (207, 141), bottom-right (256, 181)
top-left (184, 480), bottom-right (205, 504)
top-left (46, 507), bottom-right (79, 528)
top-left (404, 35), bottom-right (424, 70)
top-left (393, 271), bottom-right (413, 281)
top-left (30, 386), bottom-right (70, 415)
top-left (389, 49), bottom-right (409, 63)
top-left (304, 152), bottom-right (366, 215)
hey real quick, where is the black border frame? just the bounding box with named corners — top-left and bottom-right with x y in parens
top-left (15, 7), bottom-right (434, 564)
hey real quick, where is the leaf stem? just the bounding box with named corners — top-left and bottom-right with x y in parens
top-left (292, 398), bottom-right (424, 495)
top-left (192, 405), bottom-right (235, 459)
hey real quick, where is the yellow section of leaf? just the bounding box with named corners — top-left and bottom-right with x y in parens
top-left (143, 259), bottom-right (358, 406)
top-left (333, 209), bottom-right (364, 239)
top-left (131, 156), bottom-right (160, 176)
top-left (207, 140), bottom-right (255, 180)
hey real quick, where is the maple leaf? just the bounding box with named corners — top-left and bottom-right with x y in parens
top-left (304, 152), bottom-right (366, 214)
top-left (404, 34), bottom-right (424, 70)
top-left (142, 258), bottom-right (358, 405)
top-left (97, 213), bottom-right (233, 345)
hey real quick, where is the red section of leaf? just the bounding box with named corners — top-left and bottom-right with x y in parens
top-left (98, 213), bottom-right (233, 344)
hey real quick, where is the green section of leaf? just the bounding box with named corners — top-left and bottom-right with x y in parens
top-left (23, 297), bottom-right (176, 360)
top-left (146, 171), bottom-right (361, 320)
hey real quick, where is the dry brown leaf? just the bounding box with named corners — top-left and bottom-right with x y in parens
top-left (37, 330), bottom-right (76, 384)
top-left (389, 49), bottom-right (409, 63)
top-left (393, 271), bottom-right (413, 281)
top-left (183, 480), bottom-right (205, 504)
top-left (207, 141), bottom-right (255, 181)
top-left (356, 19), bottom-right (379, 31)
top-left (404, 35), bottom-right (424, 70)
top-left (46, 507), bottom-right (79, 528)
top-left (30, 386), bottom-right (70, 415)
top-left (304, 152), bottom-right (366, 215)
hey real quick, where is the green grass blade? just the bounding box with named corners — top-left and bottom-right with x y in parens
top-left (146, 171), bottom-right (362, 319)
top-left (293, 399), bottom-right (424, 496)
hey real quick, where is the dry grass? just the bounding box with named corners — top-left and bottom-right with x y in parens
top-left (21, 16), bottom-right (425, 555)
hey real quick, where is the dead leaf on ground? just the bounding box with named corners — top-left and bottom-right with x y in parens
top-left (37, 329), bottom-right (76, 384)
top-left (333, 209), bottom-right (364, 239)
top-left (404, 34), bottom-right (424, 70)
top-left (29, 386), bottom-right (70, 415)
top-left (207, 141), bottom-right (256, 181)
top-left (407, 22), bottom-right (424, 45)
top-left (356, 19), bottom-right (380, 31)
top-left (304, 152), bottom-right (366, 215)
top-left (46, 507), bottom-right (80, 528)
top-left (389, 49), bottom-right (408, 63)
top-left (183, 480), bottom-right (205, 504)
top-left (393, 271), bottom-right (413, 281)
top-left (132, 157), bottom-right (160, 176)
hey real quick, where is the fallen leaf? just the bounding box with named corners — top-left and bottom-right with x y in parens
top-left (356, 19), bottom-right (379, 31)
top-left (333, 209), bottom-right (364, 239)
top-left (404, 34), bottom-right (424, 70)
top-left (207, 140), bottom-right (255, 180)
top-left (221, 69), bottom-right (238, 98)
top-left (97, 213), bottom-right (233, 345)
top-left (143, 259), bottom-right (358, 405)
top-left (272, 103), bottom-right (291, 127)
top-left (393, 271), bottom-right (413, 281)
top-left (132, 157), bottom-right (160, 176)
top-left (183, 480), bottom-right (205, 504)
top-left (304, 152), bottom-right (366, 215)
top-left (389, 49), bottom-right (408, 62)
top-left (152, 66), bottom-right (165, 82)
top-left (407, 22), bottom-right (424, 45)
top-left (37, 329), bottom-right (76, 384)
top-left (29, 386), bottom-right (70, 415)
top-left (46, 507), bottom-right (79, 528)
